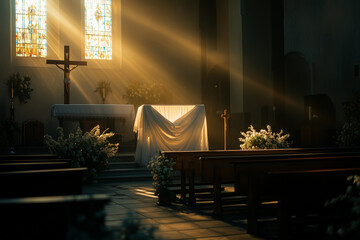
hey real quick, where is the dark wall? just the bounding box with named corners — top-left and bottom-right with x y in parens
top-left (242, 0), bottom-right (273, 129)
top-left (284, 0), bottom-right (360, 126)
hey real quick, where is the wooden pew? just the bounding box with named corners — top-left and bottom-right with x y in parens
top-left (0, 162), bottom-right (69, 171)
top-left (0, 167), bottom-right (87, 198)
top-left (0, 155), bottom-right (103, 239)
top-left (0, 157), bottom-right (72, 166)
top-left (0, 194), bottom-right (110, 240)
top-left (219, 152), bottom-right (360, 234)
top-left (0, 154), bottom-right (59, 160)
top-left (268, 168), bottom-right (360, 239)
top-left (162, 148), bottom-right (357, 205)
top-left (163, 149), bottom-right (306, 204)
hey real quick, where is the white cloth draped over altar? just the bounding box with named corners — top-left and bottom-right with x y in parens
top-left (133, 105), bottom-right (209, 166)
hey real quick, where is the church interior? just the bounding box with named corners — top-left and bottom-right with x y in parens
top-left (0, 0), bottom-right (360, 239)
top-left (1, 0), bottom-right (359, 150)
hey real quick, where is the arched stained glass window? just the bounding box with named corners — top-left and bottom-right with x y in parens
top-left (15, 0), bottom-right (47, 57)
top-left (85, 0), bottom-right (112, 60)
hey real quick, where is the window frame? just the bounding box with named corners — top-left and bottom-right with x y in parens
top-left (10, 0), bottom-right (60, 67)
top-left (81, 0), bottom-right (122, 69)
top-left (15, 0), bottom-right (47, 58)
top-left (9, 0), bottom-right (121, 68)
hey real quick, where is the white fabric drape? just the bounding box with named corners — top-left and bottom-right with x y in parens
top-left (133, 105), bottom-right (209, 167)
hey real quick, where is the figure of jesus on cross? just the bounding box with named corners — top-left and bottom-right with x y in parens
top-left (46, 46), bottom-right (87, 104)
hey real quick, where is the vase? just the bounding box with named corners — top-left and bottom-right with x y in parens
top-left (157, 193), bottom-right (172, 206)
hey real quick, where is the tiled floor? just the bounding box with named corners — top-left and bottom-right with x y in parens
top-left (83, 181), bottom-right (265, 240)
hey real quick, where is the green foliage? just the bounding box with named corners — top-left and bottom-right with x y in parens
top-left (336, 121), bottom-right (360, 148)
top-left (239, 125), bottom-right (291, 149)
top-left (6, 72), bottom-right (33, 104)
top-left (65, 211), bottom-right (160, 240)
top-left (116, 212), bottom-right (159, 240)
top-left (65, 208), bottom-right (114, 240)
top-left (44, 125), bottom-right (119, 181)
top-left (147, 153), bottom-right (176, 196)
top-left (123, 80), bottom-right (165, 108)
top-left (325, 175), bottom-right (360, 239)
top-left (337, 92), bottom-right (360, 147)
top-left (343, 92), bottom-right (360, 122)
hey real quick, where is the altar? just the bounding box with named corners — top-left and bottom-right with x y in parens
top-left (51, 104), bottom-right (135, 142)
top-left (133, 104), bottom-right (209, 166)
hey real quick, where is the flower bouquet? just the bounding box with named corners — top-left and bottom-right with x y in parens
top-left (44, 125), bottom-right (119, 182)
top-left (147, 153), bottom-right (176, 205)
top-left (239, 125), bottom-right (291, 149)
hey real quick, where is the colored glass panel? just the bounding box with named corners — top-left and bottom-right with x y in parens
top-left (85, 0), bottom-right (112, 60)
top-left (15, 0), bottom-right (47, 57)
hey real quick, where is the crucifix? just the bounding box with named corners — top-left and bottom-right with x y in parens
top-left (46, 45), bottom-right (87, 104)
top-left (221, 109), bottom-right (230, 150)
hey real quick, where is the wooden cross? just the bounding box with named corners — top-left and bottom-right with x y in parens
top-left (221, 109), bottom-right (230, 150)
top-left (46, 46), bottom-right (87, 104)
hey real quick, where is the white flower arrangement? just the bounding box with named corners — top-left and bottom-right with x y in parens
top-left (147, 153), bottom-right (176, 196)
top-left (44, 125), bottom-right (119, 181)
top-left (239, 125), bottom-right (291, 149)
top-left (123, 80), bottom-right (165, 108)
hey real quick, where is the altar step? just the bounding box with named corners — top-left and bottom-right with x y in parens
top-left (109, 152), bottom-right (137, 163)
top-left (97, 152), bottom-right (153, 182)
top-left (116, 140), bottom-right (136, 153)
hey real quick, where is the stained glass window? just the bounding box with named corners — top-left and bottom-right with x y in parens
top-left (15, 0), bottom-right (47, 57)
top-left (85, 0), bottom-right (112, 60)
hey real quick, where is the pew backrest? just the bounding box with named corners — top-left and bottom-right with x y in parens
top-left (0, 167), bottom-right (87, 198)
top-left (0, 154), bottom-right (59, 160)
top-left (162, 147), bottom-right (359, 173)
top-left (0, 162), bottom-right (69, 172)
top-left (0, 194), bottom-right (110, 240)
top-left (0, 158), bottom-right (72, 166)
top-left (199, 151), bottom-right (360, 183)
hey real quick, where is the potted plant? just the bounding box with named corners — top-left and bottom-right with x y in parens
top-left (1, 72), bottom-right (33, 152)
top-left (147, 153), bottom-right (176, 205)
top-left (337, 91), bottom-right (360, 147)
top-left (44, 125), bottom-right (119, 182)
top-left (7, 72), bottom-right (34, 104)
top-left (239, 125), bottom-right (292, 149)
